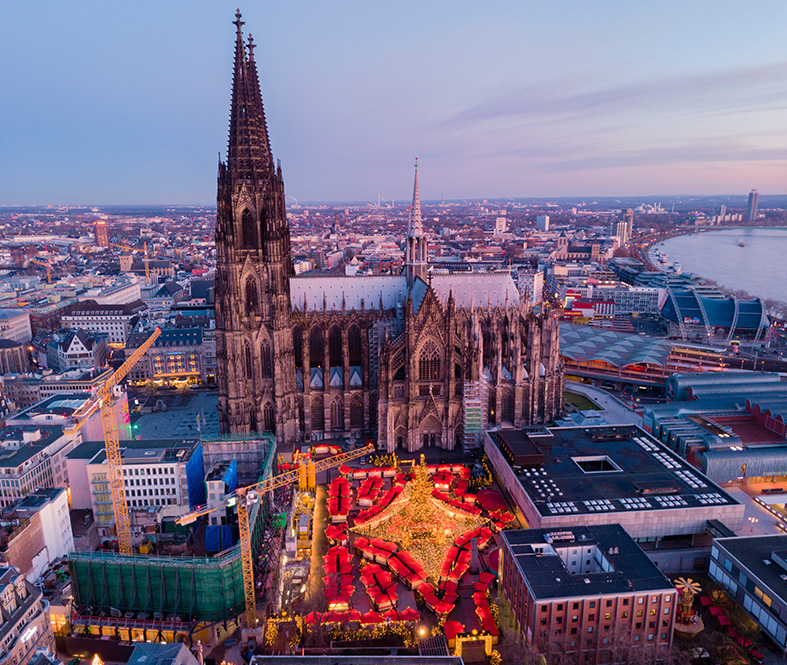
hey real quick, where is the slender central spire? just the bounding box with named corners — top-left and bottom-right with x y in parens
top-left (408, 158), bottom-right (423, 236)
top-left (405, 159), bottom-right (427, 287)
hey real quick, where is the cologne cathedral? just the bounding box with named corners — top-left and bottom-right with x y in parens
top-left (215, 13), bottom-right (563, 452)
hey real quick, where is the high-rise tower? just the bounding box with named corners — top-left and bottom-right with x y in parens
top-left (215, 11), bottom-right (298, 441)
top-left (404, 159), bottom-right (427, 286)
top-left (747, 189), bottom-right (759, 222)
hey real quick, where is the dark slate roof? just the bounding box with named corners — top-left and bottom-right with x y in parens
top-left (127, 327), bottom-right (202, 349)
top-left (190, 279), bottom-right (214, 302)
top-left (503, 524), bottom-right (675, 600)
top-left (66, 299), bottom-right (146, 315)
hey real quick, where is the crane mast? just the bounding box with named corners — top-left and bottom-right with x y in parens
top-left (66, 328), bottom-right (162, 555)
top-left (179, 443), bottom-right (374, 626)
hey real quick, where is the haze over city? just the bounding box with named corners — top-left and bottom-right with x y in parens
top-left (3, 1), bottom-right (787, 205)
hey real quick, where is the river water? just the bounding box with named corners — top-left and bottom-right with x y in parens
top-left (648, 228), bottom-right (787, 305)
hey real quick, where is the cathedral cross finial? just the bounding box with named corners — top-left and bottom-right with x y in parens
top-left (247, 34), bottom-right (256, 59)
top-left (233, 9), bottom-right (245, 35)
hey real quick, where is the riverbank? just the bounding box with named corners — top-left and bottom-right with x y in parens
top-left (649, 228), bottom-right (787, 311)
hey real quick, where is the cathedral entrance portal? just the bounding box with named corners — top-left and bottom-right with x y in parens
top-left (419, 415), bottom-right (442, 450)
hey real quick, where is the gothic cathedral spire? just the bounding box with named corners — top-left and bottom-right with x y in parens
top-left (216, 11), bottom-right (298, 441)
top-left (405, 159), bottom-right (427, 287)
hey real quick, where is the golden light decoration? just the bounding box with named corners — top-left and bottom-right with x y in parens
top-left (353, 454), bottom-right (486, 580)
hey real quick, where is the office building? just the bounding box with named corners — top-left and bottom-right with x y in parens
top-left (66, 438), bottom-right (205, 539)
top-left (500, 525), bottom-right (677, 664)
top-left (0, 565), bottom-right (57, 664)
top-left (711, 535), bottom-right (787, 655)
top-left (484, 426), bottom-right (744, 545)
top-left (60, 299), bottom-right (147, 345)
top-left (93, 220), bottom-right (109, 248)
top-left (747, 189), bottom-right (760, 222)
top-left (0, 488), bottom-right (74, 581)
top-left (0, 310), bottom-right (32, 344)
top-left (0, 425), bottom-right (80, 508)
top-left (536, 215), bottom-right (550, 232)
top-left (126, 327), bottom-right (207, 385)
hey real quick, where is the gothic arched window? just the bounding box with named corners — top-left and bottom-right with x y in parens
top-left (311, 396), bottom-right (324, 430)
top-left (482, 323), bottom-right (493, 370)
top-left (260, 341), bottom-right (272, 379)
top-left (241, 208), bottom-right (257, 249)
top-left (244, 342), bottom-right (252, 379)
top-left (501, 316), bottom-right (510, 359)
top-left (329, 326), bottom-right (342, 367)
top-left (418, 341), bottom-right (441, 381)
top-left (263, 403), bottom-right (275, 432)
top-left (259, 207), bottom-right (268, 247)
top-left (309, 327), bottom-right (324, 368)
top-left (245, 278), bottom-right (258, 316)
top-left (350, 395), bottom-right (364, 429)
top-left (293, 326), bottom-right (303, 369)
top-left (331, 399), bottom-right (343, 431)
top-left (348, 325), bottom-right (362, 365)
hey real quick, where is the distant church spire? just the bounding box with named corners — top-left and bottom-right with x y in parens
top-left (405, 158), bottom-right (427, 287)
top-left (408, 158), bottom-right (423, 236)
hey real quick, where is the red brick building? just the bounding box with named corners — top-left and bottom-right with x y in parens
top-left (500, 525), bottom-right (677, 664)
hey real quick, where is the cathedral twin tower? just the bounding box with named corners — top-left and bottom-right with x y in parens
top-left (216, 13), bottom-right (562, 452)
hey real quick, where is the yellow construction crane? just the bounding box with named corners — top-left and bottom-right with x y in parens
top-left (28, 259), bottom-right (52, 284)
top-left (143, 241), bottom-right (151, 286)
top-left (177, 443), bottom-right (374, 627)
top-left (65, 327), bottom-right (162, 555)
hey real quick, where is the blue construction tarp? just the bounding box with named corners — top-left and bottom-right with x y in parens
top-left (186, 442), bottom-right (206, 509)
top-left (222, 459), bottom-right (238, 494)
top-left (205, 525), bottom-right (221, 553)
top-left (205, 525), bottom-right (237, 552)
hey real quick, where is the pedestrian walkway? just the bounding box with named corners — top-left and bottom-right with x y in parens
top-left (564, 382), bottom-right (642, 426)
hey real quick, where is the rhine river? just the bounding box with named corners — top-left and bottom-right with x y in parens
top-left (648, 228), bottom-right (787, 306)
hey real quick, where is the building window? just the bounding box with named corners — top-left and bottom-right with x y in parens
top-left (418, 341), bottom-right (441, 381)
top-left (241, 208), bottom-right (257, 248)
top-left (260, 342), bottom-right (272, 378)
top-left (263, 403), bottom-right (275, 432)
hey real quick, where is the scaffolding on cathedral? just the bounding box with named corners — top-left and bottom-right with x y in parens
top-left (462, 377), bottom-right (489, 452)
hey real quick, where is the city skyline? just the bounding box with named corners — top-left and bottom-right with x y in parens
top-left (3, 1), bottom-right (787, 205)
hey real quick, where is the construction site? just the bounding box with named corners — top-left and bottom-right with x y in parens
top-left (57, 328), bottom-right (301, 648)
top-left (67, 434), bottom-right (282, 645)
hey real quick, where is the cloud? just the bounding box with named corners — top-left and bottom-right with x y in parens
top-left (447, 62), bottom-right (787, 125)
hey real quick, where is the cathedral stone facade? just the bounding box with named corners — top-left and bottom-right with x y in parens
top-left (216, 14), bottom-right (563, 452)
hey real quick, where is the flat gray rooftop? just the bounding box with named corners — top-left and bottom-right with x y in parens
top-left (489, 425), bottom-right (737, 518)
top-left (504, 524), bottom-right (674, 600)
